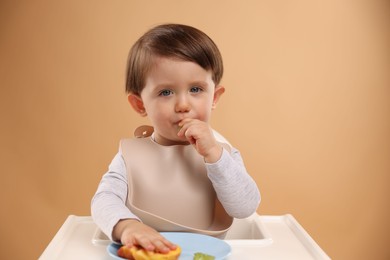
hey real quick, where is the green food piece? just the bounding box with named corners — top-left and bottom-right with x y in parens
top-left (193, 252), bottom-right (215, 260)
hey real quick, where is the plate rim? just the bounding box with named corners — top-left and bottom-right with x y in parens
top-left (107, 232), bottom-right (231, 260)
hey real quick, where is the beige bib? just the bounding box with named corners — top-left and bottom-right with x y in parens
top-left (120, 126), bottom-right (233, 237)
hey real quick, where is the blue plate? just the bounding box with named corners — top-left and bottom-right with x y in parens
top-left (107, 232), bottom-right (231, 260)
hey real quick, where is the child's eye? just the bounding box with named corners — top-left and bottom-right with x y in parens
top-left (190, 86), bottom-right (202, 93)
top-left (159, 89), bottom-right (173, 96)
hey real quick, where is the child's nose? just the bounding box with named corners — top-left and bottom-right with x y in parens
top-left (175, 96), bottom-right (191, 113)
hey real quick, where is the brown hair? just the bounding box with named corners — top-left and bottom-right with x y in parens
top-left (125, 24), bottom-right (223, 95)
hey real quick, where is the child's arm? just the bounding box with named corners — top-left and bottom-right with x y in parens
top-left (91, 152), bottom-right (176, 252)
top-left (91, 152), bottom-right (138, 239)
top-left (113, 219), bottom-right (176, 253)
top-left (206, 148), bottom-right (261, 218)
top-left (177, 119), bottom-right (260, 218)
top-left (177, 118), bottom-right (223, 163)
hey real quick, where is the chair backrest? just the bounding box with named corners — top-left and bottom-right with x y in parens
top-left (213, 129), bottom-right (232, 147)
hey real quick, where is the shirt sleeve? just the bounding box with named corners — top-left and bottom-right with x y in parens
top-left (206, 147), bottom-right (261, 218)
top-left (91, 151), bottom-right (140, 241)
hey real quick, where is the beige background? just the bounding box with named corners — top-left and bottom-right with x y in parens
top-left (1, 0), bottom-right (389, 259)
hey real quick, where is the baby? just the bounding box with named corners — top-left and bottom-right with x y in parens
top-left (91, 23), bottom-right (260, 254)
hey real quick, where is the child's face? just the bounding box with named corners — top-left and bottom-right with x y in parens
top-left (129, 57), bottom-right (224, 145)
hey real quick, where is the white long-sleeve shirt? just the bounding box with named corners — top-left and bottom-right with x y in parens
top-left (91, 143), bottom-right (260, 240)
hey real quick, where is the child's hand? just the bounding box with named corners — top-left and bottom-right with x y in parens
top-left (177, 118), bottom-right (222, 163)
top-left (113, 219), bottom-right (177, 253)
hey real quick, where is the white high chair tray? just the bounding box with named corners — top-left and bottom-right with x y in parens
top-left (40, 214), bottom-right (330, 260)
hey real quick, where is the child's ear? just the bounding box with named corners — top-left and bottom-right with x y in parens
top-left (212, 85), bottom-right (225, 109)
top-left (128, 94), bottom-right (147, 117)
